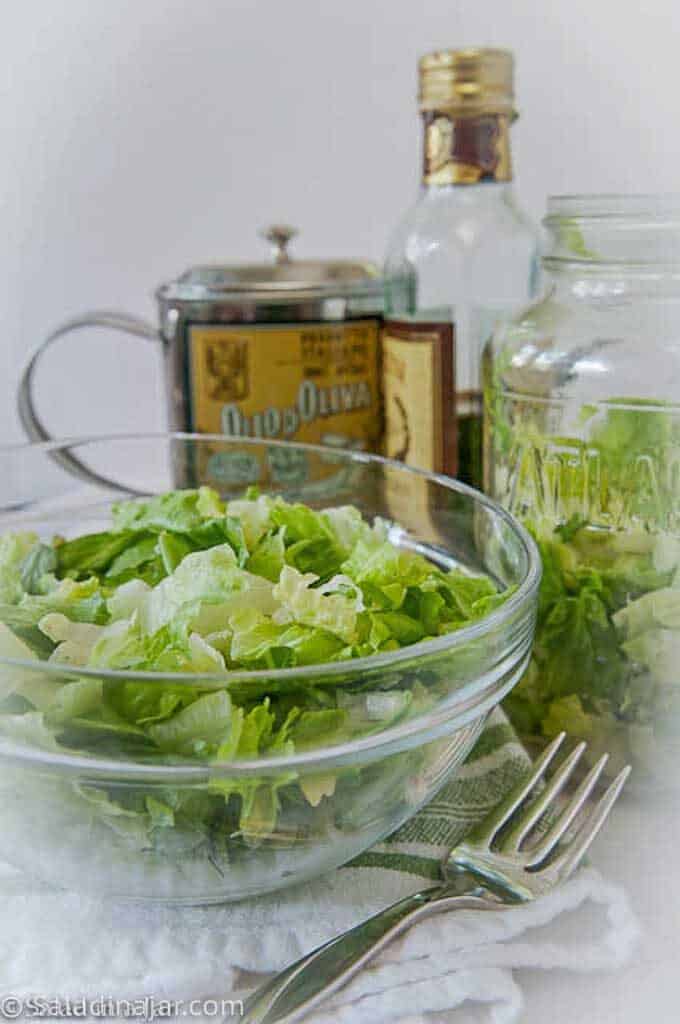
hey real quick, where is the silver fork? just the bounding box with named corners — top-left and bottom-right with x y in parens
top-left (240, 733), bottom-right (630, 1024)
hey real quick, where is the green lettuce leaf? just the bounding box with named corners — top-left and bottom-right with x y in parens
top-left (90, 621), bottom-right (225, 674)
top-left (210, 699), bottom-right (299, 842)
top-left (0, 606), bottom-right (56, 659)
top-left (20, 543), bottom-right (58, 594)
top-left (225, 495), bottom-right (274, 548)
top-left (613, 587), bottom-right (680, 638)
top-left (20, 576), bottom-right (109, 626)
top-left (143, 545), bottom-right (277, 635)
top-left (0, 622), bottom-right (59, 706)
top-left (111, 487), bottom-right (224, 533)
top-left (104, 534), bottom-right (163, 585)
top-left (55, 530), bottom-right (145, 578)
top-left (246, 529), bottom-right (286, 582)
top-left (342, 540), bottom-right (434, 610)
top-left (0, 532), bottom-right (40, 604)
top-left (39, 613), bottom-right (112, 666)
top-left (148, 691), bottom-right (234, 755)
top-left (322, 505), bottom-right (388, 552)
top-left (158, 531), bottom-right (193, 575)
top-left (273, 566), bottom-right (360, 643)
top-left (229, 608), bottom-right (345, 668)
top-left (44, 677), bottom-right (104, 727)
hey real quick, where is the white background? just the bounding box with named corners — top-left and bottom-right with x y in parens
top-left (2, 0), bottom-right (679, 449)
top-left (2, 5), bottom-right (680, 1020)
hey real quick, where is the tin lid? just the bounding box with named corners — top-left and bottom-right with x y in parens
top-left (157, 226), bottom-right (383, 303)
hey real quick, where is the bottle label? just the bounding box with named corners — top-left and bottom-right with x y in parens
top-left (382, 319), bottom-right (456, 475)
top-left (381, 318), bottom-right (457, 538)
top-left (422, 112), bottom-right (512, 186)
top-left (187, 320), bottom-right (382, 485)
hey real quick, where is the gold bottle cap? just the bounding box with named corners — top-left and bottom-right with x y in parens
top-left (419, 47), bottom-right (516, 117)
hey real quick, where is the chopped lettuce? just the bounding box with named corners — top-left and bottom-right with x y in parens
top-left (0, 532), bottom-right (40, 604)
top-left (56, 530), bottom-right (147, 579)
top-left (0, 607), bottom-right (56, 660)
top-left (490, 394), bottom-right (680, 775)
top-left (246, 528), bottom-right (286, 583)
top-left (20, 576), bottom-right (108, 626)
top-left (0, 486), bottom-right (512, 862)
top-left (142, 545), bottom-right (277, 635)
top-left (148, 691), bottom-right (234, 755)
top-left (0, 623), bottom-right (56, 704)
top-left (40, 613), bottom-right (109, 666)
top-left (273, 566), bottom-right (360, 643)
top-left (226, 494), bottom-right (273, 549)
top-left (20, 543), bottom-right (58, 594)
top-left (111, 487), bottom-right (224, 533)
top-left (613, 588), bottom-right (680, 637)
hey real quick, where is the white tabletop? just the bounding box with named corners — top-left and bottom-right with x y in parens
top-left (521, 789), bottom-right (680, 1023)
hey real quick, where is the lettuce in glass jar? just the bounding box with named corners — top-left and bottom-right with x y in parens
top-left (487, 393), bottom-right (680, 779)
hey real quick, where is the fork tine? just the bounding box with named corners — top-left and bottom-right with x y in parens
top-left (469, 732), bottom-right (566, 848)
top-left (525, 752), bottom-right (609, 867)
top-left (501, 740), bottom-right (588, 853)
top-left (545, 765), bottom-right (631, 881)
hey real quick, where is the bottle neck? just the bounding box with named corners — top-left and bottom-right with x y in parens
top-left (421, 110), bottom-right (513, 187)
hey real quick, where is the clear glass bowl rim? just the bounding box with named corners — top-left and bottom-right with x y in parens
top-left (0, 432), bottom-right (541, 777)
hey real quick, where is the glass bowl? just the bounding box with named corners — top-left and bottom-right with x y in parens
top-left (0, 434), bottom-right (540, 903)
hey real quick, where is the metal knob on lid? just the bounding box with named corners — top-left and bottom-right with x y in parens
top-left (156, 228), bottom-right (383, 302)
top-left (261, 224), bottom-right (298, 264)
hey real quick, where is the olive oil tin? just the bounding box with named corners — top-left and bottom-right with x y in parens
top-left (159, 227), bottom-right (384, 482)
top-left (19, 226), bottom-right (385, 491)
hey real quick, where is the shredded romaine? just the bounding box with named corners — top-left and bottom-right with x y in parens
top-left (0, 486), bottom-right (510, 857)
top-left (489, 396), bottom-right (680, 774)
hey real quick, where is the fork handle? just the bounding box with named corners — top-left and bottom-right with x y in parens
top-left (240, 884), bottom-right (500, 1024)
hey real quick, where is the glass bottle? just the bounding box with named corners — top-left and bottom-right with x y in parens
top-left (484, 194), bottom-right (680, 787)
top-left (383, 47), bottom-right (541, 488)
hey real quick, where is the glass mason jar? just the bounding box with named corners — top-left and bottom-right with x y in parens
top-left (484, 195), bottom-right (680, 786)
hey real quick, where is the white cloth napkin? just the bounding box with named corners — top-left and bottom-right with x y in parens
top-left (0, 712), bottom-right (639, 1023)
top-left (0, 861), bottom-right (637, 1024)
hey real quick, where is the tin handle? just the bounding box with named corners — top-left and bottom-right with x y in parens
top-left (17, 311), bottom-right (160, 493)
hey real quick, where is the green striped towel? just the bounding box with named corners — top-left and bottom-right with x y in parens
top-left (349, 709), bottom-right (530, 882)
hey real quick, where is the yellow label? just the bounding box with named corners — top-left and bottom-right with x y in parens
top-left (187, 320), bottom-right (381, 489)
top-left (189, 320), bottom-right (381, 446)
